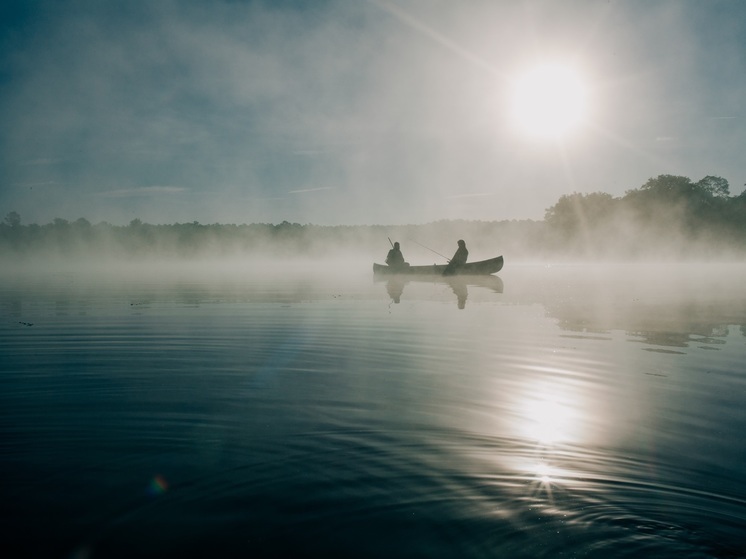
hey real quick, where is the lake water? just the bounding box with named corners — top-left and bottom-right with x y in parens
top-left (2, 261), bottom-right (745, 558)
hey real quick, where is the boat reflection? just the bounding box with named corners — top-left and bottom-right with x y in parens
top-left (379, 275), bottom-right (504, 308)
top-left (449, 279), bottom-right (468, 309)
top-left (385, 277), bottom-right (405, 304)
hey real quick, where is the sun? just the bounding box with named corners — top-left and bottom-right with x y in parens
top-left (508, 63), bottom-right (589, 139)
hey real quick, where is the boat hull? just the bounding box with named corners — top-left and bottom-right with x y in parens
top-left (373, 255), bottom-right (503, 276)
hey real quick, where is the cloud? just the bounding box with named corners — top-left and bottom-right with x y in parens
top-left (14, 181), bottom-right (59, 187)
top-left (99, 186), bottom-right (188, 198)
top-left (288, 187), bottom-right (333, 195)
top-left (2, 0), bottom-right (746, 226)
top-left (21, 158), bottom-right (65, 166)
top-left (444, 193), bottom-right (494, 200)
top-left (292, 150), bottom-right (329, 156)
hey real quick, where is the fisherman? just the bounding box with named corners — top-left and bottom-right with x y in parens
top-left (443, 239), bottom-right (468, 276)
top-left (385, 241), bottom-right (407, 268)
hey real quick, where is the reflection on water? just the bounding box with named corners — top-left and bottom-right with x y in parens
top-left (1, 262), bottom-right (745, 557)
top-left (381, 275), bottom-right (504, 308)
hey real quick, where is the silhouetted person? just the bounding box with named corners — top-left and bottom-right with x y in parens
top-left (443, 239), bottom-right (468, 276)
top-left (386, 242), bottom-right (408, 269)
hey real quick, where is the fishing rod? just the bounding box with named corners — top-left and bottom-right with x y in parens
top-left (409, 239), bottom-right (450, 262)
top-left (388, 237), bottom-right (394, 248)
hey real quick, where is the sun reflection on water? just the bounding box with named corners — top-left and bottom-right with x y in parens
top-left (533, 461), bottom-right (555, 484)
top-left (528, 461), bottom-right (560, 502)
top-left (521, 387), bottom-right (582, 445)
top-left (513, 373), bottom-right (595, 501)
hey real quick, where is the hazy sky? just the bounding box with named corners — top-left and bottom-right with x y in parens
top-left (1, 0), bottom-right (744, 225)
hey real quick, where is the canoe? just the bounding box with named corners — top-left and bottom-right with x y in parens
top-left (373, 255), bottom-right (503, 276)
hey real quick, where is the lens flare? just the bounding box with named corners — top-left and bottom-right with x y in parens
top-left (147, 474), bottom-right (169, 496)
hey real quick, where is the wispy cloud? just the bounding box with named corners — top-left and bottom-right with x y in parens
top-left (444, 192), bottom-right (494, 200)
top-left (2, 1), bottom-right (745, 225)
top-left (288, 187), bottom-right (333, 194)
top-left (15, 181), bottom-right (59, 187)
top-left (99, 186), bottom-right (187, 198)
top-left (21, 158), bottom-right (65, 166)
top-left (292, 150), bottom-right (328, 156)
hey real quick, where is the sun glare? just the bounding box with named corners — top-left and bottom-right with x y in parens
top-left (509, 63), bottom-right (589, 139)
top-left (523, 392), bottom-right (579, 445)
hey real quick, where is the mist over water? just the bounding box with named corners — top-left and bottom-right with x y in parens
top-left (4, 1), bottom-right (746, 553)
top-left (2, 261), bottom-right (746, 558)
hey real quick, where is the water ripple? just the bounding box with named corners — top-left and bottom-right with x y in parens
top-left (2, 267), bottom-right (745, 557)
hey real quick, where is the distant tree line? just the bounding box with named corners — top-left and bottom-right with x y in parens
top-left (0, 213), bottom-right (544, 261)
top-left (2, 174), bottom-right (745, 260)
top-left (543, 175), bottom-right (746, 258)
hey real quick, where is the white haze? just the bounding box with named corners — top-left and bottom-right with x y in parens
top-left (1, 0), bottom-right (745, 227)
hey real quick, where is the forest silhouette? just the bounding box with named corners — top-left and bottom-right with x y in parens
top-left (2, 175), bottom-right (745, 260)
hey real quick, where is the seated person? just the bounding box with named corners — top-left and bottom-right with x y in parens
top-left (386, 242), bottom-right (408, 268)
top-left (443, 239), bottom-right (468, 275)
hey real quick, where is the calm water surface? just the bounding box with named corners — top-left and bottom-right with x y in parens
top-left (2, 261), bottom-right (745, 558)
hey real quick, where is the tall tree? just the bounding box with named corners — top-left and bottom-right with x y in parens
top-left (4, 211), bottom-right (21, 227)
top-left (696, 175), bottom-right (730, 198)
